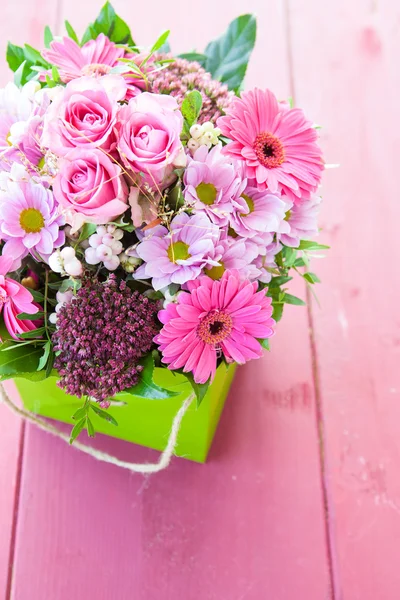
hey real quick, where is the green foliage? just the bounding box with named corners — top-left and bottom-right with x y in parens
top-left (6, 40), bottom-right (50, 86)
top-left (0, 340), bottom-right (48, 382)
top-left (181, 90), bottom-right (203, 127)
top-left (65, 20), bottom-right (79, 44)
top-left (203, 14), bottom-right (257, 91)
top-left (180, 371), bottom-right (210, 408)
top-left (81, 2), bottom-right (134, 45)
top-left (178, 52), bottom-right (207, 66)
top-left (123, 354), bottom-right (179, 400)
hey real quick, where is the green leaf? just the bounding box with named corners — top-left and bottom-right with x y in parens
top-left (6, 42), bottom-right (25, 72)
top-left (51, 65), bottom-right (61, 83)
top-left (178, 52), bottom-right (207, 66)
top-left (181, 371), bottom-right (210, 408)
top-left (69, 417), bottom-right (86, 444)
top-left (283, 293), bottom-right (306, 306)
top-left (65, 20), bottom-right (79, 44)
top-left (268, 276), bottom-right (293, 288)
top-left (293, 257), bottom-right (308, 268)
top-left (150, 30), bottom-right (170, 54)
top-left (282, 246), bottom-right (297, 267)
top-left (272, 302), bottom-right (284, 322)
top-left (24, 44), bottom-right (49, 68)
top-left (37, 341), bottom-right (51, 371)
top-left (17, 312), bottom-right (44, 320)
top-left (29, 289), bottom-right (44, 302)
top-left (45, 348), bottom-right (55, 378)
top-left (204, 14), bottom-right (257, 90)
top-left (123, 354), bottom-right (179, 399)
top-left (181, 90), bottom-right (203, 127)
top-left (72, 406), bottom-right (88, 421)
top-left (259, 338), bottom-right (270, 350)
top-left (18, 327), bottom-right (46, 339)
top-left (303, 272), bottom-right (321, 284)
top-left (0, 341), bottom-right (45, 381)
top-left (44, 26), bottom-right (53, 48)
top-left (298, 240), bottom-right (330, 251)
top-left (14, 60), bottom-right (31, 87)
top-left (86, 417), bottom-right (95, 438)
top-left (90, 402), bottom-right (118, 426)
top-left (82, 2), bottom-right (134, 45)
top-left (78, 222), bottom-right (97, 242)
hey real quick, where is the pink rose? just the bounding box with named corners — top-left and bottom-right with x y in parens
top-left (116, 92), bottom-right (186, 190)
top-left (53, 148), bottom-right (128, 227)
top-left (42, 75), bottom-right (126, 156)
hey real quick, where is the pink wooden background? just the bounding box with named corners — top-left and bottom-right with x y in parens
top-left (1, 0), bottom-right (399, 598)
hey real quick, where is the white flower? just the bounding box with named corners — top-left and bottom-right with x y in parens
top-left (49, 247), bottom-right (83, 277)
top-left (187, 121), bottom-right (221, 155)
top-left (85, 224), bottom-right (124, 271)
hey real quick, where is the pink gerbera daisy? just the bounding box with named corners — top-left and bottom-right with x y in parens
top-left (154, 270), bottom-right (275, 383)
top-left (217, 88), bottom-right (324, 203)
top-left (42, 34), bottom-right (124, 82)
top-left (0, 254), bottom-right (39, 340)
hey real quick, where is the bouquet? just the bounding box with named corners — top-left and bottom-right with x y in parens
top-left (0, 3), bottom-right (326, 448)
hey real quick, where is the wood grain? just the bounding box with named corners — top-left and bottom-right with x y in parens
top-left (5, 2), bottom-right (331, 598)
top-left (287, 0), bottom-right (400, 597)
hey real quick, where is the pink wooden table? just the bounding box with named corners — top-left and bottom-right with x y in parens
top-left (1, 0), bottom-right (399, 598)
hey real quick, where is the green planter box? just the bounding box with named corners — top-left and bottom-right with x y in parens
top-left (14, 363), bottom-right (237, 463)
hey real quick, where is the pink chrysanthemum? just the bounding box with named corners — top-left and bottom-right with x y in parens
top-left (155, 270), bottom-right (275, 383)
top-left (205, 235), bottom-right (260, 281)
top-left (278, 194), bottom-right (321, 247)
top-left (230, 186), bottom-right (289, 238)
top-left (217, 89), bottom-right (324, 202)
top-left (134, 212), bottom-right (220, 290)
top-left (184, 144), bottom-right (246, 226)
top-left (42, 34), bottom-right (124, 82)
top-left (0, 167), bottom-right (65, 270)
top-left (0, 254), bottom-right (39, 340)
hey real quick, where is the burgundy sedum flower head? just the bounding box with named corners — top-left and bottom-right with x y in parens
top-left (53, 275), bottom-right (160, 401)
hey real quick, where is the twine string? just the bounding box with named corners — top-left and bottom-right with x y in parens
top-left (0, 383), bottom-right (195, 474)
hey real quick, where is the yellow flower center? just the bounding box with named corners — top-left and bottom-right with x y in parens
top-left (167, 241), bottom-right (191, 263)
top-left (205, 263), bottom-right (225, 280)
top-left (6, 131), bottom-right (12, 146)
top-left (196, 182), bottom-right (217, 206)
top-left (285, 209), bottom-right (292, 221)
top-left (240, 193), bottom-right (255, 217)
top-left (19, 208), bottom-right (44, 233)
top-left (37, 156), bottom-right (45, 170)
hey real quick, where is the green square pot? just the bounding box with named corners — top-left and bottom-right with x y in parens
top-left (14, 363), bottom-right (237, 463)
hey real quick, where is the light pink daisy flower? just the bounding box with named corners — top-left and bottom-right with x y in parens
top-left (134, 212), bottom-right (220, 290)
top-left (42, 34), bottom-right (124, 82)
top-left (0, 168), bottom-right (65, 270)
top-left (278, 195), bottom-right (321, 248)
top-left (217, 88), bottom-right (324, 203)
top-left (183, 144), bottom-right (246, 226)
top-left (0, 254), bottom-right (39, 340)
top-left (154, 270), bottom-right (275, 383)
top-left (230, 186), bottom-right (289, 238)
top-left (250, 240), bottom-right (282, 284)
top-left (205, 235), bottom-right (260, 281)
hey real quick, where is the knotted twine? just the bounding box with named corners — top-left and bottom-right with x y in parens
top-left (0, 383), bottom-right (195, 473)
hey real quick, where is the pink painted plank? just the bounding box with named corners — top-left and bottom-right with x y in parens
top-left (0, 3), bottom-right (60, 597)
top-left (8, 2), bottom-right (330, 598)
top-left (287, 0), bottom-right (400, 597)
top-left (0, 398), bottom-right (23, 600)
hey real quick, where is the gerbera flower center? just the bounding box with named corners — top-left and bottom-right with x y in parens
top-left (167, 241), bottom-right (191, 263)
top-left (19, 208), bottom-right (45, 234)
top-left (6, 131), bottom-right (12, 147)
top-left (254, 132), bottom-right (285, 169)
top-left (82, 63), bottom-right (112, 76)
top-left (284, 209), bottom-right (292, 221)
top-left (240, 193), bottom-right (255, 216)
top-left (195, 182), bottom-right (217, 206)
top-left (197, 309), bottom-right (233, 345)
